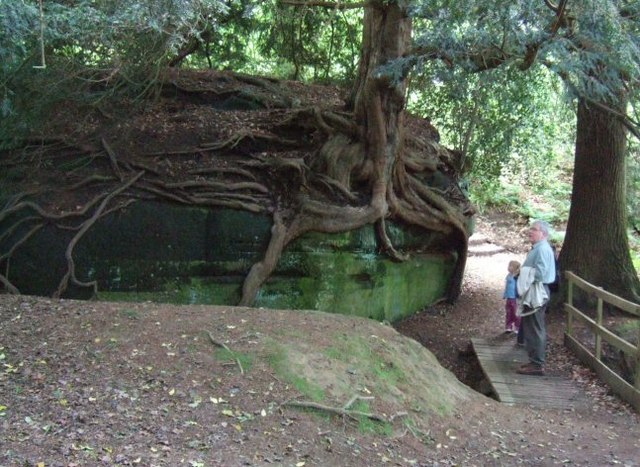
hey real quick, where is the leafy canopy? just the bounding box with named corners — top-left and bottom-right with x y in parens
top-left (410, 0), bottom-right (640, 111)
top-left (0, 0), bottom-right (230, 137)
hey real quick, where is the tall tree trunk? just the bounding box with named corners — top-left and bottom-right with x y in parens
top-left (348, 2), bottom-right (468, 301)
top-left (238, 1), bottom-right (469, 305)
top-left (350, 1), bottom-right (411, 211)
top-left (561, 98), bottom-right (640, 302)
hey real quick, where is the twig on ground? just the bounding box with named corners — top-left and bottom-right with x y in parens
top-left (343, 395), bottom-right (374, 410)
top-left (283, 398), bottom-right (387, 423)
top-left (205, 330), bottom-right (244, 375)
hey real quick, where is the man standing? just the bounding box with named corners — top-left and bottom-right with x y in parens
top-left (517, 220), bottom-right (556, 376)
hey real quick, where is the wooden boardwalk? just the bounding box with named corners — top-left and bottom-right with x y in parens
top-left (471, 336), bottom-right (589, 410)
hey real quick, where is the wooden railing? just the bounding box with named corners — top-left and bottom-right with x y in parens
top-left (564, 271), bottom-right (640, 412)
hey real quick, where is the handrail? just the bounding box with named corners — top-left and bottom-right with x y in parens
top-left (563, 270), bottom-right (640, 412)
top-left (564, 271), bottom-right (640, 317)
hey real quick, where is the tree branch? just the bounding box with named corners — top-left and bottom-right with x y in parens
top-left (583, 98), bottom-right (640, 139)
top-left (412, 0), bottom-right (573, 73)
top-left (280, 0), bottom-right (368, 9)
top-left (283, 399), bottom-right (387, 422)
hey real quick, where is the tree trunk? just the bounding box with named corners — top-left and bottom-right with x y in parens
top-left (346, 1), bottom-right (468, 301)
top-left (350, 1), bottom-right (411, 211)
top-left (239, 2), bottom-right (415, 305)
top-left (560, 98), bottom-right (640, 302)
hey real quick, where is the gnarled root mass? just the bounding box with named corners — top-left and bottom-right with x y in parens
top-left (0, 70), bottom-right (473, 305)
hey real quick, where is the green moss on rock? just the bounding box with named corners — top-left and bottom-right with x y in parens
top-left (7, 201), bottom-right (459, 322)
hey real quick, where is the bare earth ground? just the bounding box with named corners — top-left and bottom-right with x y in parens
top-left (1, 213), bottom-right (640, 466)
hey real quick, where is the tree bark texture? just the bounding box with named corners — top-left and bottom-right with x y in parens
top-left (346, 1), bottom-right (468, 300)
top-left (561, 98), bottom-right (640, 302)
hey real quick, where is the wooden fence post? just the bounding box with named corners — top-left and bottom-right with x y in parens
top-left (563, 271), bottom-right (640, 411)
top-left (566, 276), bottom-right (574, 336)
top-left (636, 324), bottom-right (640, 390)
top-left (595, 296), bottom-right (603, 361)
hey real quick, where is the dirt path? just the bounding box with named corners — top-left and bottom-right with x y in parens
top-left (1, 220), bottom-right (640, 466)
top-left (396, 227), bottom-right (640, 465)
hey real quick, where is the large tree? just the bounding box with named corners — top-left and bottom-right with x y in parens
top-left (0, 0), bottom-right (473, 303)
top-left (562, 97), bottom-right (638, 298)
top-left (409, 0), bottom-right (640, 301)
top-left (279, 0), bottom-right (640, 304)
top-left (7, 0), bottom-right (639, 306)
top-left (241, 0), bottom-right (470, 304)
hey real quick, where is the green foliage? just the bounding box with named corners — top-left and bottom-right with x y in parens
top-left (0, 0), bottom-right (39, 74)
top-left (0, 0), bottom-right (230, 143)
top-left (468, 180), bottom-right (521, 212)
top-left (629, 235), bottom-right (640, 273)
top-left (409, 64), bottom-right (575, 184)
top-left (628, 138), bottom-right (640, 269)
top-left (409, 61), bottom-right (574, 223)
top-left (470, 171), bottom-right (571, 225)
top-left (176, 0), bottom-right (259, 70)
top-left (250, 2), bottom-right (362, 82)
top-left (410, 0), bottom-right (640, 103)
top-left (628, 138), bottom-right (640, 228)
top-left (406, 0), bottom-right (640, 228)
top-left (0, 0), bottom-right (364, 145)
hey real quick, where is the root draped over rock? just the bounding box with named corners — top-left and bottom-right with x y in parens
top-left (0, 70), bottom-right (472, 305)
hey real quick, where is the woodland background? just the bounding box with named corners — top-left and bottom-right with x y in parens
top-left (2, 1), bottom-right (640, 303)
top-left (2, 2), bottom-right (640, 465)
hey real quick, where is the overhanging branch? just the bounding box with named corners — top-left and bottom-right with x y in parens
top-left (280, 0), bottom-right (368, 9)
top-left (410, 0), bottom-right (573, 73)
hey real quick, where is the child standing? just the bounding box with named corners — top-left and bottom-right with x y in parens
top-left (503, 260), bottom-right (521, 333)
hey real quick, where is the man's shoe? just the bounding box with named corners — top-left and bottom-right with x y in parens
top-left (516, 363), bottom-right (544, 376)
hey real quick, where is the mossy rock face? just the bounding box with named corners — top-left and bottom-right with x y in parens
top-left (8, 201), bottom-right (457, 322)
top-left (258, 251), bottom-right (454, 322)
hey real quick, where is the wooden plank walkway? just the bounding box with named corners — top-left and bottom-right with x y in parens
top-left (471, 336), bottom-right (589, 410)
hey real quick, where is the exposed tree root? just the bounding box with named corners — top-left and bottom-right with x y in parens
top-left (54, 172), bottom-right (144, 298)
top-left (101, 137), bottom-right (123, 181)
top-left (70, 175), bottom-right (118, 190)
top-left (0, 216), bottom-right (41, 245)
top-left (240, 211), bottom-right (288, 306)
top-left (0, 72), bottom-right (472, 305)
top-left (375, 218), bottom-right (409, 262)
top-left (199, 130), bottom-right (299, 151)
top-left (1, 224), bottom-right (44, 269)
top-left (188, 166), bottom-right (258, 181)
top-left (0, 273), bottom-right (19, 294)
top-left (314, 174), bottom-right (360, 202)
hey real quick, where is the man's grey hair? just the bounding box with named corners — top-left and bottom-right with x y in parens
top-left (532, 220), bottom-right (551, 237)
